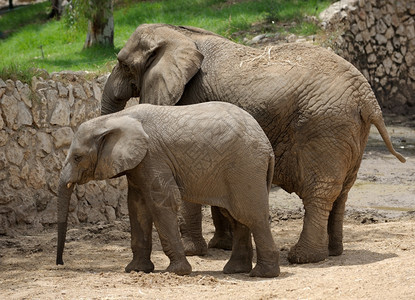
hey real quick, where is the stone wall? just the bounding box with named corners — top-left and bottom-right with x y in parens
top-left (322, 0), bottom-right (415, 114)
top-left (0, 72), bottom-right (132, 235)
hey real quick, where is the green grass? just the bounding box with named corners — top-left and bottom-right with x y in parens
top-left (0, 0), bottom-right (334, 78)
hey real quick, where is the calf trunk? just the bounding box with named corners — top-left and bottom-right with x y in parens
top-left (56, 176), bottom-right (74, 265)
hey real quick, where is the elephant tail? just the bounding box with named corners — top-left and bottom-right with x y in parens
top-left (266, 153), bottom-right (275, 194)
top-left (372, 115), bottom-right (406, 163)
top-left (361, 91), bottom-right (406, 163)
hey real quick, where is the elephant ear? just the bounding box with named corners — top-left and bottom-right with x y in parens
top-left (140, 28), bottom-right (204, 105)
top-left (94, 115), bottom-right (149, 180)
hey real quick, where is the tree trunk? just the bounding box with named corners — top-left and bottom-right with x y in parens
top-left (84, 0), bottom-right (114, 49)
top-left (49, 0), bottom-right (62, 19)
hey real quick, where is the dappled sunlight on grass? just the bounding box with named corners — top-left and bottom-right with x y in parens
top-left (0, 0), bottom-right (334, 74)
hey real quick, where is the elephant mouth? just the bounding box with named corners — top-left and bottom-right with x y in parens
top-left (75, 168), bottom-right (91, 186)
top-left (131, 82), bottom-right (140, 98)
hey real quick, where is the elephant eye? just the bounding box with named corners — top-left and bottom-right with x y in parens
top-left (73, 155), bottom-right (82, 163)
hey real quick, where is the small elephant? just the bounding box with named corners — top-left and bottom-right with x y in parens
top-left (56, 102), bottom-right (279, 278)
top-left (101, 24), bottom-right (406, 264)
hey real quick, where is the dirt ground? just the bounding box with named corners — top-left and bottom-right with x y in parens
top-left (1, 118), bottom-right (415, 299)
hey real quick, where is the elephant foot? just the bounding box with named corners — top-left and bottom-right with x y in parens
top-left (249, 262), bottom-right (280, 278)
top-left (208, 232), bottom-right (233, 250)
top-left (223, 257), bottom-right (252, 274)
top-left (182, 236), bottom-right (208, 256)
top-left (329, 242), bottom-right (343, 256)
top-left (166, 259), bottom-right (192, 276)
top-left (125, 258), bottom-right (155, 273)
top-left (288, 244), bottom-right (328, 264)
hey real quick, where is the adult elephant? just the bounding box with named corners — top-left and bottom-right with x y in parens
top-left (101, 24), bottom-right (405, 264)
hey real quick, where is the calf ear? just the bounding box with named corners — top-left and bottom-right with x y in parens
top-left (140, 27), bottom-right (204, 105)
top-left (94, 115), bottom-right (149, 179)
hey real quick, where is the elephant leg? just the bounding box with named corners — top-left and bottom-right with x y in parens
top-left (249, 222), bottom-right (280, 278)
top-left (152, 205), bottom-right (192, 275)
top-left (125, 185), bottom-right (154, 273)
top-left (222, 209), bottom-right (253, 274)
top-left (208, 206), bottom-right (233, 250)
top-left (288, 200), bottom-right (332, 264)
top-left (328, 192), bottom-right (347, 256)
top-left (146, 174), bottom-right (192, 275)
top-left (328, 174), bottom-right (356, 256)
top-left (288, 179), bottom-right (343, 264)
top-left (178, 200), bottom-right (207, 256)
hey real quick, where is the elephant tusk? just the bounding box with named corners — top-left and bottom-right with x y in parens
top-left (67, 182), bottom-right (72, 189)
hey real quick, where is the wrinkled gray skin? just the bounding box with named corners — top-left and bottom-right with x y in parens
top-left (56, 102), bottom-right (279, 278)
top-left (101, 24), bottom-right (406, 264)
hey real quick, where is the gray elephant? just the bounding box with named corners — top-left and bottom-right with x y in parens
top-left (56, 102), bottom-right (279, 278)
top-left (101, 24), bottom-right (406, 264)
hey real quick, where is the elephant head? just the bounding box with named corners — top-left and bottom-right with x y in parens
top-left (56, 114), bottom-right (149, 265)
top-left (101, 24), bottom-right (204, 115)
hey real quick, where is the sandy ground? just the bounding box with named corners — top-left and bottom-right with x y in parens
top-left (1, 119), bottom-right (414, 299)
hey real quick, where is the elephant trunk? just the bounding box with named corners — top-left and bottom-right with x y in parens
top-left (101, 91), bottom-right (127, 115)
top-left (56, 174), bottom-right (74, 265)
top-left (101, 67), bottom-right (130, 115)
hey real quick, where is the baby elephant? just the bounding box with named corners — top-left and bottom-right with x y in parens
top-left (56, 102), bottom-right (279, 277)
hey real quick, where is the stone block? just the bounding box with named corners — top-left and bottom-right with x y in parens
top-left (6, 141), bottom-right (24, 166)
top-left (385, 27), bottom-right (395, 39)
top-left (383, 57), bottom-right (393, 74)
top-left (409, 66), bottom-right (415, 80)
top-left (362, 30), bottom-right (371, 42)
top-left (27, 160), bottom-right (47, 190)
top-left (32, 78), bottom-right (48, 90)
top-left (36, 132), bottom-right (53, 156)
top-left (105, 206), bottom-right (117, 222)
top-left (16, 81), bottom-right (32, 108)
top-left (375, 64), bottom-right (385, 77)
top-left (0, 151), bottom-right (7, 170)
top-left (375, 18), bottom-right (387, 34)
top-left (392, 52), bottom-right (404, 64)
top-left (368, 53), bottom-right (377, 63)
top-left (392, 36), bottom-right (401, 48)
top-left (70, 101), bottom-right (86, 127)
top-left (0, 130), bottom-right (8, 147)
top-left (407, 24), bottom-right (415, 40)
top-left (386, 41), bottom-right (394, 54)
top-left (17, 102), bottom-right (33, 127)
top-left (83, 82), bottom-right (93, 98)
top-left (0, 108), bottom-right (4, 130)
top-left (45, 89), bottom-right (59, 111)
top-left (73, 83), bottom-right (87, 100)
top-left (92, 82), bottom-right (102, 102)
top-left (57, 82), bottom-right (68, 97)
top-left (365, 43), bottom-right (374, 54)
top-left (9, 165), bottom-right (22, 189)
top-left (375, 33), bottom-right (387, 44)
top-left (410, 2), bottom-right (415, 15)
top-left (1, 94), bottom-right (18, 128)
top-left (0, 78), bottom-right (6, 88)
top-left (391, 14), bottom-right (400, 28)
top-left (51, 127), bottom-right (74, 149)
top-left (390, 63), bottom-right (399, 77)
top-left (17, 130), bottom-right (33, 148)
top-left (405, 51), bottom-right (414, 66)
top-left (396, 24), bottom-right (406, 36)
top-left (50, 99), bottom-right (70, 126)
